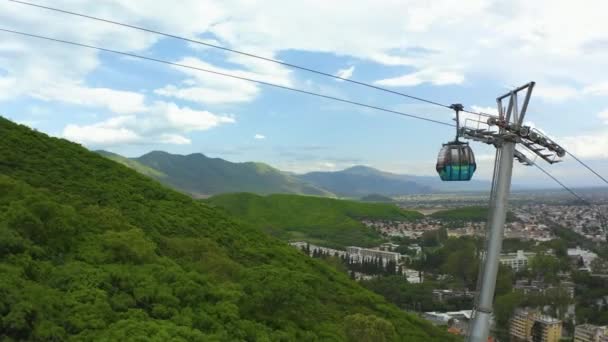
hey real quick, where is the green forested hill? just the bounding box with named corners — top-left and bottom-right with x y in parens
top-left (208, 193), bottom-right (423, 248)
top-left (104, 150), bottom-right (333, 197)
top-left (0, 117), bottom-right (454, 341)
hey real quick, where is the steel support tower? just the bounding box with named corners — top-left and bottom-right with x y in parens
top-left (464, 82), bottom-right (565, 342)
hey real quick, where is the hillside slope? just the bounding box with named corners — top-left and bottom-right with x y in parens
top-left (130, 151), bottom-right (332, 197)
top-left (96, 150), bottom-right (167, 179)
top-left (208, 193), bottom-right (423, 248)
top-left (0, 117), bottom-right (454, 341)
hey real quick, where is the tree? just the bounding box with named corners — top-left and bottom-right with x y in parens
top-left (344, 314), bottom-right (396, 342)
top-left (529, 253), bottom-right (560, 283)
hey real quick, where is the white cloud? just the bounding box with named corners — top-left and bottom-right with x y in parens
top-left (63, 123), bottom-right (140, 146)
top-left (3, 0), bottom-right (608, 172)
top-left (336, 66), bottom-right (355, 80)
top-left (3, 0), bottom-right (608, 113)
top-left (34, 83), bottom-right (147, 114)
top-left (154, 56), bottom-right (291, 105)
top-left (254, 134), bottom-right (266, 140)
top-left (561, 133), bottom-right (608, 159)
top-left (374, 68), bottom-right (464, 87)
top-left (470, 106), bottom-right (499, 116)
top-left (533, 84), bottom-right (579, 102)
top-left (160, 133), bottom-right (191, 145)
top-left (159, 102), bottom-right (235, 131)
top-left (598, 108), bottom-right (608, 123)
top-left (583, 82), bottom-right (608, 96)
top-left (2, 0), bottom-right (608, 100)
top-left (559, 108), bottom-right (608, 159)
top-left (62, 102), bottom-right (234, 147)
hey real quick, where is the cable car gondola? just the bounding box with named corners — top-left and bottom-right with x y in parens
top-left (436, 104), bottom-right (476, 181)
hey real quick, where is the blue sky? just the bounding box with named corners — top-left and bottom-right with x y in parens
top-left (1, 0), bottom-right (608, 187)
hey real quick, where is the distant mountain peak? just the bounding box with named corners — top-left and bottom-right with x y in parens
top-left (99, 149), bottom-right (332, 197)
top-left (342, 165), bottom-right (384, 175)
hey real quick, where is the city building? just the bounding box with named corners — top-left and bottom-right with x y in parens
top-left (510, 309), bottom-right (562, 342)
top-left (407, 243), bottom-right (422, 256)
top-left (379, 242), bottom-right (400, 251)
top-left (432, 289), bottom-right (475, 303)
top-left (514, 280), bottom-right (575, 299)
top-left (574, 324), bottom-right (608, 342)
top-left (346, 246), bottom-right (401, 264)
top-left (423, 310), bottom-right (473, 335)
top-left (499, 250), bottom-right (536, 272)
top-left (403, 268), bottom-right (423, 284)
top-left (531, 316), bottom-right (562, 342)
top-left (568, 247), bottom-right (598, 271)
top-left (510, 309), bottom-right (540, 341)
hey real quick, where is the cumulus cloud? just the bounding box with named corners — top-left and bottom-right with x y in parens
top-left (374, 68), bottom-right (464, 87)
top-left (3, 0), bottom-right (608, 113)
top-left (63, 122), bottom-right (140, 146)
top-left (336, 66), bottom-right (355, 80)
top-left (583, 82), bottom-right (608, 96)
top-left (159, 102), bottom-right (235, 131)
top-left (34, 83), bottom-right (147, 114)
top-left (159, 133), bottom-right (191, 145)
top-left (559, 108), bottom-right (608, 159)
top-left (154, 56), bottom-right (291, 105)
top-left (533, 84), bottom-right (580, 102)
top-left (254, 134), bottom-right (266, 140)
top-left (62, 102), bottom-right (234, 147)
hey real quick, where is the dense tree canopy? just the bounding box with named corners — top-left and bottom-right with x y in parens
top-left (0, 117), bottom-right (456, 341)
top-left (208, 192), bottom-right (423, 248)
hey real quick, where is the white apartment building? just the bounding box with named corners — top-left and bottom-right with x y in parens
top-left (568, 247), bottom-right (598, 271)
top-left (346, 246), bottom-right (401, 265)
top-left (499, 250), bottom-right (536, 272)
top-left (574, 324), bottom-right (608, 342)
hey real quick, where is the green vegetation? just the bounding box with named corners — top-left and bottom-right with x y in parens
top-left (110, 150), bottom-right (333, 197)
top-left (360, 194), bottom-right (395, 203)
top-left (430, 206), bottom-right (514, 222)
top-left (207, 193), bottom-right (423, 248)
top-left (96, 150), bottom-right (167, 179)
top-left (361, 277), bottom-right (472, 313)
top-left (0, 117), bottom-right (455, 341)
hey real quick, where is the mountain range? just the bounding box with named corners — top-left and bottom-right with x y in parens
top-left (97, 150), bottom-right (492, 197)
top-left (97, 150), bottom-right (332, 198)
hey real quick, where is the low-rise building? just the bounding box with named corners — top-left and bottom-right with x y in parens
top-left (346, 246), bottom-right (401, 264)
top-left (568, 247), bottom-right (599, 271)
top-left (379, 242), bottom-right (400, 251)
top-left (514, 280), bottom-right (575, 299)
top-left (510, 309), bottom-right (562, 342)
top-left (531, 315), bottom-right (562, 342)
top-left (510, 309), bottom-right (540, 341)
top-left (574, 324), bottom-right (608, 342)
top-left (403, 269), bottom-right (423, 284)
top-left (499, 250), bottom-right (536, 272)
top-left (432, 289), bottom-right (475, 303)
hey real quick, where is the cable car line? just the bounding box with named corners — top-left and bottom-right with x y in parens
top-left (13, 0), bottom-right (608, 185)
top-left (0, 29), bottom-right (598, 211)
top-left (6, 0), bottom-right (468, 114)
top-left (0, 28), bottom-right (455, 128)
top-left (565, 150), bottom-right (608, 186)
top-left (530, 160), bottom-right (590, 205)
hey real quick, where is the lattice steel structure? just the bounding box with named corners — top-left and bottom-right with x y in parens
top-left (464, 82), bottom-right (565, 342)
